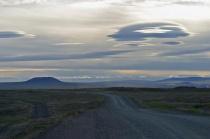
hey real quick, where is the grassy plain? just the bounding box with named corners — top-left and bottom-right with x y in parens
top-left (0, 90), bottom-right (105, 139)
top-left (1, 87), bottom-right (210, 138)
top-left (106, 87), bottom-right (210, 115)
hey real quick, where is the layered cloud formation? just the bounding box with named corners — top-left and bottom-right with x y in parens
top-left (0, 50), bottom-right (132, 62)
top-left (109, 22), bottom-right (192, 42)
top-left (0, 0), bottom-right (208, 6)
top-left (174, 1), bottom-right (206, 6)
top-left (163, 41), bottom-right (183, 45)
top-left (159, 48), bottom-right (210, 56)
top-left (0, 0), bottom-right (210, 81)
top-left (0, 0), bottom-right (56, 5)
top-left (0, 31), bottom-right (35, 38)
top-left (0, 0), bottom-right (107, 6)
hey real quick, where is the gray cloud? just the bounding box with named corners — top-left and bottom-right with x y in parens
top-left (0, 0), bottom-right (208, 6)
top-left (0, 0), bottom-right (57, 6)
top-left (114, 43), bottom-right (140, 47)
top-left (108, 21), bottom-right (192, 41)
top-left (174, 1), bottom-right (206, 6)
top-left (113, 42), bottom-right (153, 47)
top-left (5, 58), bottom-right (210, 71)
top-left (0, 31), bottom-right (35, 38)
top-left (159, 48), bottom-right (210, 56)
top-left (54, 43), bottom-right (84, 45)
top-left (126, 43), bottom-right (139, 46)
top-left (126, 43), bottom-right (153, 46)
top-left (0, 0), bottom-right (107, 6)
top-left (162, 41), bottom-right (183, 45)
top-left (0, 50), bottom-right (132, 62)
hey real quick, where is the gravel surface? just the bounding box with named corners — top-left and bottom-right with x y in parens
top-left (0, 99), bottom-right (50, 119)
top-left (22, 100), bottom-right (50, 119)
top-left (39, 93), bottom-right (210, 139)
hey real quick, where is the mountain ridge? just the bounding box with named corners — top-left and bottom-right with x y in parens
top-left (0, 76), bottom-right (210, 89)
top-left (159, 77), bottom-right (210, 82)
top-left (25, 77), bottom-right (63, 84)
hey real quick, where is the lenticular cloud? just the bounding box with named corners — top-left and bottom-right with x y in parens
top-left (108, 21), bottom-right (192, 41)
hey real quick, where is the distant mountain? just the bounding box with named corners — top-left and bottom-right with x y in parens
top-left (0, 76), bottom-right (210, 89)
top-left (0, 77), bottom-right (75, 89)
top-left (159, 77), bottom-right (210, 82)
top-left (158, 77), bottom-right (210, 88)
top-left (25, 77), bottom-right (63, 84)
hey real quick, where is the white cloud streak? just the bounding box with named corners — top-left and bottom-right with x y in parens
top-left (54, 43), bottom-right (84, 45)
top-left (1, 0), bottom-right (208, 6)
top-left (0, 50), bottom-right (132, 62)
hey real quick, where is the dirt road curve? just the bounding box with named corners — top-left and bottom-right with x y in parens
top-left (40, 93), bottom-right (210, 139)
top-left (24, 101), bottom-right (50, 119)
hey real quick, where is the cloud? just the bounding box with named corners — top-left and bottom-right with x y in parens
top-left (113, 43), bottom-right (153, 47)
top-left (0, 50), bottom-right (132, 62)
top-left (0, 0), bottom-right (208, 6)
top-left (0, 31), bottom-right (35, 38)
top-left (54, 43), bottom-right (84, 45)
top-left (108, 21), bottom-right (192, 42)
top-left (162, 41), bottom-right (183, 45)
top-left (159, 48), bottom-right (210, 56)
top-left (126, 43), bottom-right (140, 46)
top-left (127, 43), bottom-right (153, 46)
top-left (0, 0), bottom-right (108, 6)
top-left (0, 0), bottom-right (57, 6)
top-left (173, 1), bottom-right (206, 6)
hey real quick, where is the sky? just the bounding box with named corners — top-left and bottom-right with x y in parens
top-left (1, 0), bottom-right (210, 82)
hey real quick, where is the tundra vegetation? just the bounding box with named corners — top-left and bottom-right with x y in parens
top-left (0, 90), bottom-right (105, 139)
top-left (105, 87), bottom-right (210, 115)
top-left (0, 87), bottom-right (210, 138)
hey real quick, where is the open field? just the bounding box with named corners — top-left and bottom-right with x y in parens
top-left (1, 87), bottom-right (210, 138)
top-left (0, 90), bottom-right (105, 139)
top-left (105, 87), bottom-right (210, 115)
top-left (40, 88), bottom-right (210, 139)
top-left (51, 87), bottom-right (210, 115)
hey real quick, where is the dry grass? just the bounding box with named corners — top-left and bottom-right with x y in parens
top-left (1, 87), bottom-right (209, 138)
top-left (0, 90), bottom-right (105, 139)
top-left (106, 87), bottom-right (210, 115)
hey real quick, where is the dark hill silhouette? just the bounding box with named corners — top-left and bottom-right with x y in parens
top-left (0, 77), bottom-right (75, 89)
top-left (25, 77), bottom-right (63, 84)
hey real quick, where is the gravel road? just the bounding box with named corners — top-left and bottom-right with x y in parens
top-left (24, 101), bottom-right (50, 119)
top-left (0, 99), bottom-right (50, 119)
top-left (40, 93), bottom-right (210, 139)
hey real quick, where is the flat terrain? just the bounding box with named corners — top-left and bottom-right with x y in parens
top-left (0, 90), bottom-right (104, 138)
top-left (40, 92), bottom-right (210, 139)
top-left (107, 87), bottom-right (210, 115)
top-left (1, 88), bottom-right (210, 138)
